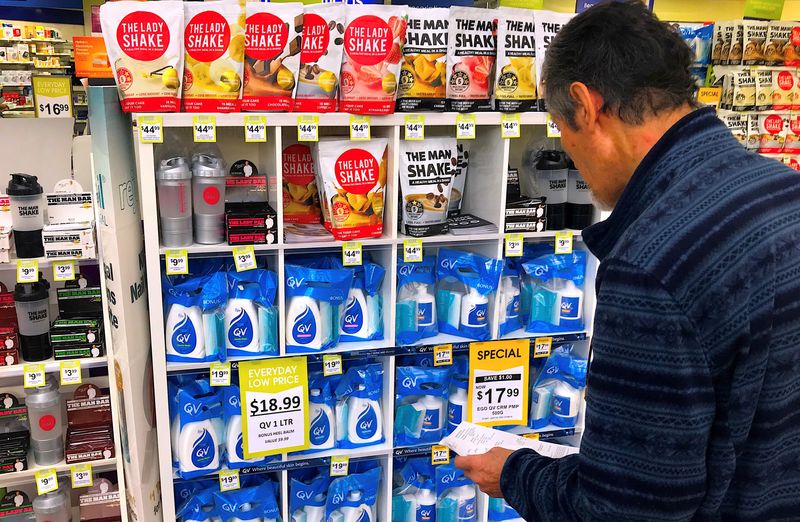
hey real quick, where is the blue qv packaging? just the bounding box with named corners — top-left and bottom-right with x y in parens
top-left (164, 272), bottom-right (227, 362)
top-left (396, 256), bottom-right (438, 345)
top-left (222, 386), bottom-right (274, 469)
top-left (488, 497), bottom-right (524, 522)
top-left (391, 457), bottom-right (437, 522)
top-left (297, 372), bottom-right (338, 454)
top-left (521, 249), bottom-right (587, 334)
top-left (176, 488), bottom-right (217, 522)
top-left (529, 348), bottom-right (588, 429)
top-left (225, 269), bottom-right (279, 357)
top-left (339, 259), bottom-right (386, 343)
top-left (214, 482), bottom-right (280, 522)
top-left (326, 466), bottom-right (382, 522)
top-left (173, 382), bottom-right (223, 480)
top-left (290, 468), bottom-right (332, 522)
top-left (435, 465), bottom-right (478, 522)
top-left (335, 364), bottom-right (385, 449)
top-left (285, 263), bottom-right (353, 353)
top-left (394, 366), bottom-right (451, 446)
top-left (436, 249), bottom-right (503, 341)
top-left (498, 258), bottom-right (523, 336)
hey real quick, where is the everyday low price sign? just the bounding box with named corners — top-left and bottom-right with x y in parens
top-left (32, 75), bottom-right (73, 118)
top-left (468, 340), bottom-right (530, 426)
top-left (239, 357), bottom-right (309, 457)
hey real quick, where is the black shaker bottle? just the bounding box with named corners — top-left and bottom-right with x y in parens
top-left (7, 173), bottom-right (44, 258)
top-left (534, 151), bottom-right (569, 230)
top-left (14, 277), bottom-right (51, 361)
top-left (566, 158), bottom-right (594, 230)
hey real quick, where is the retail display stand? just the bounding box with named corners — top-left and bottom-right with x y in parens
top-left (134, 111), bottom-right (598, 521)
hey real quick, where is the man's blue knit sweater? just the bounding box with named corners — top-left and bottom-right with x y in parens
top-left (500, 107), bottom-right (800, 521)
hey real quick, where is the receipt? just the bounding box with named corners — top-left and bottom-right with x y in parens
top-left (440, 422), bottom-right (579, 459)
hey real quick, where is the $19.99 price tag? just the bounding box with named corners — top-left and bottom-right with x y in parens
top-left (210, 362), bottom-right (231, 387)
top-left (70, 463), bottom-right (92, 488)
top-left (52, 260), bottom-right (75, 281)
top-left (219, 469), bottom-right (240, 492)
top-left (16, 259), bottom-right (38, 283)
top-left (233, 245), bottom-right (257, 272)
top-left (323, 354), bottom-right (342, 377)
top-left (330, 455), bottom-right (349, 477)
top-left (35, 469), bottom-right (58, 495)
top-left (468, 340), bottom-right (530, 426)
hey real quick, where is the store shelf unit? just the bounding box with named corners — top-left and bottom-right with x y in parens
top-left (134, 112), bottom-right (596, 520)
top-left (0, 457), bottom-right (118, 489)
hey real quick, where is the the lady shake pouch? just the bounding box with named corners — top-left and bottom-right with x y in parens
top-left (182, 1), bottom-right (244, 113)
top-left (396, 7), bottom-right (448, 112)
top-left (447, 7), bottom-right (497, 112)
top-left (316, 138), bottom-right (388, 241)
top-left (784, 22), bottom-right (800, 66)
top-left (399, 137), bottom-right (456, 237)
top-left (495, 7), bottom-right (537, 112)
top-left (283, 143), bottom-right (321, 224)
top-left (99, 1), bottom-right (184, 112)
top-left (743, 20), bottom-right (768, 66)
top-left (295, 3), bottom-right (345, 113)
top-left (241, 2), bottom-right (303, 112)
top-left (758, 114), bottom-right (788, 154)
top-left (340, 5), bottom-right (408, 115)
top-left (772, 69), bottom-right (796, 110)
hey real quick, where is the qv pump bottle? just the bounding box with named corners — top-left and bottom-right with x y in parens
top-left (347, 385), bottom-right (382, 445)
top-left (225, 290), bottom-right (260, 353)
top-left (166, 304), bottom-right (205, 359)
top-left (309, 388), bottom-right (335, 450)
top-left (286, 296), bottom-right (323, 350)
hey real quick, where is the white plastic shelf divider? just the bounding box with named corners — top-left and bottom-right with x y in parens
top-left (0, 356), bottom-right (108, 379)
top-left (0, 456), bottom-right (117, 488)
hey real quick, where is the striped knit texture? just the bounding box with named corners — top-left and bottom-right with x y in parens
top-left (500, 108), bottom-right (800, 521)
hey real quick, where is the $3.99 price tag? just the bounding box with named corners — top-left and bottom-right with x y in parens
top-left (70, 463), bottom-right (92, 488)
top-left (342, 242), bottom-right (362, 267)
top-left (244, 116), bottom-right (267, 143)
top-left (349, 115), bottom-right (371, 141)
top-left (323, 354), bottom-right (342, 377)
top-left (193, 115), bottom-right (217, 143)
top-left (404, 115), bottom-right (424, 141)
top-left (233, 245), bottom-right (257, 272)
top-left (210, 362), bottom-right (231, 387)
top-left (52, 260), bottom-right (75, 281)
top-left (139, 115), bottom-right (163, 144)
top-left (24, 363), bottom-right (45, 388)
top-left (403, 239), bottom-right (422, 263)
top-left (501, 114), bottom-right (521, 139)
top-left (505, 234), bottom-right (523, 257)
top-left (298, 115), bottom-right (319, 142)
top-left (456, 114), bottom-right (476, 140)
top-left (330, 455), bottom-right (349, 477)
top-left (60, 360), bottom-right (82, 385)
top-left (165, 249), bottom-right (189, 276)
top-left (431, 445), bottom-right (450, 465)
top-left (219, 469), bottom-right (241, 492)
top-left (468, 340), bottom-right (530, 426)
top-left (35, 469), bottom-right (58, 495)
top-left (16, 259), bottom-right (38, 283)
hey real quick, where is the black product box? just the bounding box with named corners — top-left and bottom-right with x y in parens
top-left (507, 168), bottom-right (521, 201)
top-left (227, 228), bottom-right (277, 246)
top-left (225, 202), bottom-right (277, 230)
top-left (57, 287), bottom-right (103, 318)
top-left (54, 344), bottom-right (104, 360)
top-left (51, 318), bottom-right (103, 345)
top-left (505, 197), bottom-right (547, 233)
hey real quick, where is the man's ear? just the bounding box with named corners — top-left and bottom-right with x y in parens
top-left (569, 82), bottom-right (603, 131)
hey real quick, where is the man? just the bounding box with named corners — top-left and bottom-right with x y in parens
top-left (456, 2), bottom-right (800, 521)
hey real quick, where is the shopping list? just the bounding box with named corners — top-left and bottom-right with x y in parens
top-left (440, 422), bottom-right (579, 459)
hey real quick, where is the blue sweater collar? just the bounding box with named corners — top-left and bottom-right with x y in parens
top-left (582, 107), bottom-right (725, 261)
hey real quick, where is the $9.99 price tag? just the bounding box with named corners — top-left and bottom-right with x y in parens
top-left (330, 455), bottom-right (349, 477)
top-left (24, 363), bottom-right (45, 388)
top-left (555, 231), bottom-right (573, 255)
top-left (70, 463), bottom-right (92, 488)
top-left (165, 249), bottom-right (188, 276)
top-left (35, 469), bottom-right (58, 495)
top-left (233, 245), bottom-right (257, 272)
top-left (219, 469), bottom-right (241, 492)
top-left (468, 340), bottom-right (530, 426)
top-left (16, 259), bottom-right (38, 283)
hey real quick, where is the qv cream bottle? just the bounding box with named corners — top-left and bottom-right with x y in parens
top-left (447, 381), bottom-right (467, 433)
top-left (499, 276), bottom-right (520, 324)
top-left (304, 496), bottom-right (326, 522)
top-left (347, 385), bottom-right (382, 445)
top-left (177, 419), bottom-right (219, 476)
top-left (309, 388), bottom-right (335, 450)
top-left (415, 482), bottom-right (436, 522)
top-left (555, 280), bottom-right (583, 328)
top-left (446, 485), bottom-right (477, 522)
top-left (225, 293), bottom-right (260, 353)
top-left (286, 296), bottom-right (322, 350)
top-left (166, 304), bottom-right (205, 359)
top-left (415, 283), bottom-right (436, 329)
top-left (551, 380), bottom-right (581, 427)
top-left (225, 414), bottom-right (261, 466)
top-left (341, 491), bottom-right (372, 522)
top-left (418, 394), bottom-right (444, 438)
top-left (340, 287), bottom-right (369, 340)
top-left (460, 288), bottom-right (488, 329)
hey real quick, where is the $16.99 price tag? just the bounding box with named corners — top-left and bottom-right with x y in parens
top-left (468, 340), bottom-right (530, 426)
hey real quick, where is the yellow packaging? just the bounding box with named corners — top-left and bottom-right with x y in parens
top-left (495, 7), bottom-right (536, 112)
top-left (397, 8), bottom-right (448, 112)
top-left (182, 1), bottom-right (244, 113)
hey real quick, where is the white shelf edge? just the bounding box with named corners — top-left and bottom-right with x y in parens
top-left (0, 456), bottom-right (117, 487)
top-left (0, 356), bottom-right (108, 379)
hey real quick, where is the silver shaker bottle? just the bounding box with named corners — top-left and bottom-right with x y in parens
top-left (191, 153), bottom-right (226, 245)
top-left (156, 157), bottom-right (193, 247)
top-left (24, 376), bottom-right (64, 465)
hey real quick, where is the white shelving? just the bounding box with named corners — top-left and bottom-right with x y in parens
top-left (0, 456), bottom-right (117, 488)
top-left (0, 356), bottom-right (108, 379)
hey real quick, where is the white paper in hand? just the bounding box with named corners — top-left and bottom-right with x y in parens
top-left (440, 422), bottom-right (579, 459)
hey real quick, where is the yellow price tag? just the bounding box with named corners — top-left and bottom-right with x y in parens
top-left (16, 259), bottom-right (38, 283)
top-left (70, 463), bottom-right (93, 488)
top-left (456, 114), bottom-right (476, 140)
top-left (323, 354), bottom-right (343, 376)
top-left (139, 115), bottom-right (163, 144)
top-left (35, 469), bottom-right (58, 495)
top-left (404, 115), bottom-right (425, 140)
top-left (533, 337), bottom-right (552, 359)
top-left (523, 433), bottom-right (540, 441)
top-left (330, 455), bottom-right (350, 476)
top-left (350, 115), bottom-right (371, 141)
top-left (24, 363), bottom-right (45, 388)
top-left (432, 445), bottom-right (451, 465)
top-left (433, 344), bottom-right (453, 367)
top-left (546, 114), bottom-right (561, 139)
top-left (232, 245), bottom-right (257, 272)
top-left (403, 239), bottom-right (423, 263)
top-left (244, 115), bottom-right (267, 143)
top-left (505, 234), bottom-right (523, 257)
top-left (60, 360), bottom-right (82, 385)
top-left (468, 340), bottom-right (530, 426)
top-left (219, 469), bottom-right (241, 492)
top-left (298, 115), bottom-right (319, 142)
top-left (555, 231), bottom-right (573, 255)
top-left (501, 114), bottom-right (521, 139)
top-left (342, 242), bottom-right (362, 267)
top-left (165, 249), bottom-right (189, 276)
top-left (193, 115), bottom-right (217, 143)
top-left (210, 362), bottom-right (231, 387)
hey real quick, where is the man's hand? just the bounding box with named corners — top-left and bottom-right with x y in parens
top-left (454, 447), bottom-right (514, 498)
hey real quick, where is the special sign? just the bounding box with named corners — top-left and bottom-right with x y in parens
top-left (468, 339), bottom-right (530, 426)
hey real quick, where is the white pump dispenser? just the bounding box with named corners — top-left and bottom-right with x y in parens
top-left (225, 285), bottom-right (260, 353)
top-left (460, 287), bottom-right (488, 329)
top-left (414, 283), bottom-right (436, 328)
top-left (340, 287), bottom-right (370, 340)
top-left (347, 385), bottom-right (382, 445)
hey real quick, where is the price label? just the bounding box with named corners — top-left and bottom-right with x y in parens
top-left (468, 340), bottom-right (530, 426)
top-left (342, 242), bottom-right (362, 267)
top-left (330, 455), bottom-right (350, 477)
top-left (60, 360), bottom-right (82, 385)
top-left (697, 87), bottom-right (722, 110)
top-left (456, 114), bottom-right (476, 140)
top-left (16, 259), bottom-right (38, 283)
top-left (349, 115), bottom-right (371, 141)
top-left (533, 337), bottom-right (552, 359)
top-left (35, 469), bottom-right (58, 495)
top-left (404, 115), bottom-right (425, 141)
top-left (210, 362), bottom-right (231, 387)
top-left (555, 231), bottom-right (573, 255)
top-left (165, 249), bottom-right (189, 276)
top-left (323, 354), bottom-right (342, 377)
top-left (70, 463), bottom-right (93, 488)
top-left (504, 234), bottom-right (523, 257)
top-left (431, 445), bottom-right (450, 465)
top-left (501, 114), bottom-right (521, 139)
top-left (433, 344), bottom-right (453, 367)
top-left (403, 239), bottom-right (423, 263)
top-left (32, 75), bottom-right (72, 119)
top-left (546, 114), bottom-right (561, 139)
top-left (24, 363), bottom-right (45, 388)
top-left (193, 115), bottom-right (217, 143)
top-left (233, 245), bottom-right (257, 272)
top-left (523, 433), bottom-right (540, 441)
top-left (244, 116), bottom-right (267, 143)
top-left (139, 115), bottom-right (164, 144)
top-left (52, 260), bottom-right (75, 281)
top-left (240, 357), bottom-right (310, 457)
top-left (298, 115), bottom-right (319, 142)
top-left (219, 469), bottom-right (241, 492)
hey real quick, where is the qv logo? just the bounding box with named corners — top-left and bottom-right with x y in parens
top-left (356, 404), bottom-right (378, 439)
top-left (560, 297), bottom-right (579, 319)
top-left (545, 365), bottom-right (558, 375)
top-left (356, 509), bottom-right (371, 522)
top-left (440, 471), bottom-right (457, 484)
top-left (332, 493), bottom-right (344, 504)
top-left (401, 376), bottom-right (418, 389)
top-left (418, 508), bottom-right (433, 521)
top-left (183, 402), bottom-right (203, 416)
top-left (533, 265), bottom-right (550, 277)
top-left (440, 258), bottom-right (457, 271)
top-left (310, 409), bottom-right (331, 445)
top-left (468, 304), bottom-right (487, 325)
top-left (236, 433), bottom-right (245, 460)
top-left (398, 264), bottom-right (413, 277)
top-left (552, 396), bottom-right (568, 414)
top-left (292, 306), bottom-right (316, 344)
top-left (191, 429), bottom-right (215, 468)
top-left (287, 276), bottom-right (305, 289)
top-left (221, 502), bottom-right (241, 513)
top-left (229, 395), bottom-right (240, 408)
top-left (297, 491), bottom-right (314, 501)
top-left (228, 308), bottom-right (253, 348)
top-left (342, 297), bottom-right (363, 334)
top-left (171, 314), bottom-right (197, 355)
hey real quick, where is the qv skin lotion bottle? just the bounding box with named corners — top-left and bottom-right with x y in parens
top-left (178, 419), bottom-right (219, 475)
top-left (225, 414), bottom-right (261, 466)
top-left (415, 483), bottom-right (436, 522)
top-left (447, 382), bottom-right (467, 433)
top-left (556, 280), bottom-right (583, 327)
top-left (347, 385), bottom-right (382, 445)
top-left (446, 485), bottom-right (477, 522)
top-left (166, 304), bottom-right (205, 359)
top-left (460, 288), bottom-right (488, 329)
top-left (340, 287), bottom-right (370, 339)
top-left (415, 283), bottom-right (436, 329)
top-left (499, 276), bottom-right (520, 324)
top-left (418, 394), bottom-right (444, 438)
top-left (225, 294), bottom-right (260, 353)
top-left (286, 296), bottom-right (322, 349)
top-left (341, 491), bottom-right (372, 522)
top-left (304, 496), bottom-right (326, 522)
top-left (309, 389), bottom-right (335, 450)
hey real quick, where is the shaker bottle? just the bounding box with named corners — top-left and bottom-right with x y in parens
top-left (191, 153), bottom-right (227, 245)
top-left (566, 159), bottom-right (594, 230)
top-left (24, 376), bottom-right (64, 465)
top-left (14, 278), bottom-right (51, 362)
top-left (534, 151), bottom-right (569, 230)
top-left (33, 488), bottom-right (71, 522)
top-left (7, 173), bottom-right (44, 258)
top-left (156, 157), bottom-right (193, 247)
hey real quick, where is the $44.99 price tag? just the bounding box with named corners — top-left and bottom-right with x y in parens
top-left (501, 114), bottom-right (521, 139)
top-left (546, 114), bottom-right (561, 139)
top-left (24, 363), bottom-right (45, 388)
top-left (70, 463), bottom-right (92, 488)
top-left (342, 242), bottom-right (362, 267)
top-left (244, 116), bottom-right (267, 143)
top-left (16, 259), bottom-right (38, 283)
top-left (330, 455), bottom-right (349, 477)
top-left (210, 362), bottom-right (231, 387)
top-left (35, 469), bottom-right (58, 495)
top-left (349, 115), bottom-right (371, 141)
top-left (52, 260), bottom-right (75, 281)
top-left (404, 115), bottom-right (424, 141)
top-left (139, 115), bottom-right (163, 144)
top-left (233, 245), bottom-right (257, 272)
top-left (165, 249), bottom-right (189, 276)
top-left (240, 357), bottom-right (310, 457)
top-left (323, 354), bottom-right (342, 377)
top-left (468, 340), bottom-right (530, 426)
top-left (431, 445), bottom-right (450, 465)
top-left (403, 239), bottom-right (422, 263)
top-left (60, 360), bottom-right (82, 385)
top-left (193, 115), bottom-right (217, 143)
top-left (219, 469), bottom-right (241, 492)
top-left (298, 115), bottom-right (319, 142)
top-left (456, 114), bottom-right (476, 140)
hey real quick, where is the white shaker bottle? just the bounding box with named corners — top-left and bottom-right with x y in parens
top-left (156, 157), bottom-right (193, 247)
top-left (24, 376), bottom-right (64, 466)
top-left (191, 153), bottom-right (226, 245)
top-left (33, 488), bottom-right (71, 522)
top-left (7, 173), bottom-right (44, 258)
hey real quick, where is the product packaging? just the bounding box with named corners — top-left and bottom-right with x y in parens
top-left (295, 3), bottom-right (346, 113)
top-left (765, 21), bottom-right (792, 65)
top-left (783, 21), bottom-right (800, 66)
top-left (78, 480), bottom-right (123, 521)
top-left (758, 114), bottom-right (789, 154)
top-left (182, 1), bottom-right (244, 112)
top-left (746, 113), bottom-right (760, 151)
top-left (396, 255), bottom-right (438, 346)
top-left (176, 488), bottom-right (216, 522)
top-left (743, 20), bottom-right (768, 65)
top-left (315, 138), bottom-right (388, 241)
top-left (0, 393), bottom-right (29, 474)
top-left (399, 137), bottom-right (456, 237)
top-left (436, 248), bottom-right (503, 341)
top-left (334, 363), bottom-right (384, 449)
top-left (447, 6), bottom-right (497, 112)
top-left (326, 466), bottom-right (382, 522)
top-left (392, 456), bottom-right (437, 522)
top-left (396, 8), bottom-right (448, 112)
top-left (533, 11), bottom-right (573, 110)
top-left (241, 2), bottom-right (303, 112)
top-left (731, 70), bottom-right (755, 112)
top-left (214, 482), bottom-right (280, 522)
top-left (446, 377), bottom-right (468, 435)
top-left (57, 283), bottom-right (103, 319)
top-left (394, 366), bottom-right (450, 446)
top-left (290, 467), bottom-right (331, 522)
top-left (755, 69), bottom-right (773, 111)
top-left (675, 23), bottom-right (713, 68)
top-left (283, 143), bottom-right (322, 224)
top-left (713, 22), bottom-right (732, 65)
top-left (719, 111), bottom-right (747, 147)
top-left (225, 159), bottom-right (278, 246)
top-left (338, 257), bottom-right (386, 343)
top-left (521, 247), bottom-right (587, 334)
top-left (99, 0), bottom-right (184, 112)
top-left (448, 142), bottom-right (470, 218)
top-left (435, 465), bottom-right (477, 522)
top-left (46, 179), bottom-right (94, 225)
top-left (284, 262), bottom-right (353, 353)
top-left (488, 497), bottom-right (524, 522)
top-left (494, 7), bottom-right (537, 112)
top-left (222, 386), bottom-right (267, 469)
top-left (498, 259), bottom-right (523, 337)
top-left (306, 373), bottom-right (337, 453)
top-left (339, 5), bottom-right (408, 114)
top-left (785, 115), bottom-right (800, 154)
top-left (51, 318), bottom-right (104, 360)
top-left (529, 347), bottom-right (587, 429)
top-left (225, 268), bottom-right (278, 357)
top-left (772, 69), bottom-right (797, 110)
top-left (163, 271), bottom-right (227, 363)
top-left (728, 21), bottom-right (744, 65)
top-left (170, 381), bottom-right (222, 480)
top-left (65, 384), bottom-right (115, 464)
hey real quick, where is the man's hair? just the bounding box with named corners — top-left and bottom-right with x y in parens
top-left (542, 1), bottom-right (698, 128)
